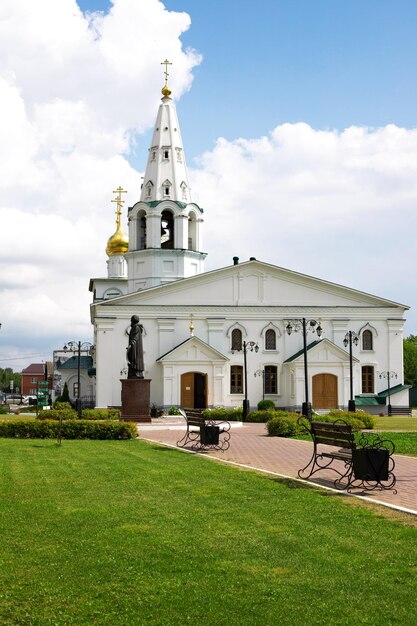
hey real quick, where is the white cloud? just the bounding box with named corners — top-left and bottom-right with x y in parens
top-left (192, 123), bottom-right (417, 321)
top-left (0, 0), bottom-right (200, 370)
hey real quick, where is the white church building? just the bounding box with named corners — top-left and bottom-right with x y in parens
top-left (89, 73), bottom-right (409, 415)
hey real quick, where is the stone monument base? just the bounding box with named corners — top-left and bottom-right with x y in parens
top-left (120, 378), bottom-right (151, 423)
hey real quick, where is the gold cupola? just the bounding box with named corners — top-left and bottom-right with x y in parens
top-left (106, 187), bottom-right (129, 256)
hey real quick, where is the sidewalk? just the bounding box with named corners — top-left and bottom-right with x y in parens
top-left (138, 420), bottom-right (417, 516)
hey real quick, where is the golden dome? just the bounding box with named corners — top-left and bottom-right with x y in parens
top-left (107, 187), bottom-right (129, 255)
top-left (106, 222), bottom-right (128, 256)
top-left (161, 84), bottom-right (172, 98)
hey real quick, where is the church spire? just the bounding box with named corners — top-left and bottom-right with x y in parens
top-left (140, 60), bottom-right (191, 205)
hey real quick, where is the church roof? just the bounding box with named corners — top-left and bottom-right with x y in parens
top-left (92, 258), bottom-right (409, 312)
top-left (58, 356), bottom-right (93, 370)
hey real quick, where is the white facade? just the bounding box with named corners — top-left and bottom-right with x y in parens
top-left (91, 260), bottom-right (408, 412)
top-left (90, 81), bottom-right (409, 414)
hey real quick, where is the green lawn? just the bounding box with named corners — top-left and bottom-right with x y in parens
top-left (374, 417), bottom-right (417, 431)
top-left (0, 440), bottom-right (416, 625)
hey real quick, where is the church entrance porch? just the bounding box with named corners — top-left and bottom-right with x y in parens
top-left (312, 373), bottom-right (338, 409)
top-left (181, 372), bottom-right (207, 409)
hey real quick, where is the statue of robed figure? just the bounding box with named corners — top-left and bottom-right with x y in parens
top-left (127, 315), bottom-right (144, 378)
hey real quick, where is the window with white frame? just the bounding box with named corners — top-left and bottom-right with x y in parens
top-left (264, 365), bottom-right (278, 394)
top-left (265, 329), bottom-right (276, 350)
top-left (231, 328), bottom-right (243, 351)
top-left (230, 365), bottom-right (243, 394)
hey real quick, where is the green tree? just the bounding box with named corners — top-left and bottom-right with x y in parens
top-left (404, 335), bottom-right (417, 387)
top-left (0, 368), bottom-right (21, 393)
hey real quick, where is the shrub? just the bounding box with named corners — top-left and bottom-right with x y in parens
top-left (202, 407), bottom-right (243, 421)
top-left (37, 408), bottom-right (77, 421)
top-left (53, 401), bottom-right (73, 411)
top-left (168, 406), bottom-right (183, 416)
top-left (0, 406), bottom-right (8, 415)
top-left (257, 399), bottom-right (276, 411)
top-left (247, 410), bottom-right (277, 423)
top-left (321, 410), bottom-right (376, 431)
top-left (81, 408), bottom-right (121, 420)
top-left (0, 419), bottom-right (137, 440)
top-left (267, 416), bottom-right (299, 437)
top-left (55, 382), bottom-right (70, 404)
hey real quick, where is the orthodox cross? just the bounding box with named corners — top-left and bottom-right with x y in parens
top-left (111, 186), bottom-right (127, 223)
top-left (161, 59), bottom-right (172, 86)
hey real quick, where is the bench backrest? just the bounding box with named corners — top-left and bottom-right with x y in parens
top-left (184, 409), bottom-right (205, 427)
top-left (311, 420), bottom-right (355, 450)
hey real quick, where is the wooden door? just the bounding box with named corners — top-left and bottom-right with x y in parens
top-left (181, 373), bottom-right (194, 408)
top-left (194, 373), bottom-right (207, 409)
top-left (312, 374), bottom-right (338, 409)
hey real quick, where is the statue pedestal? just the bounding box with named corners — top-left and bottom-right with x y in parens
top-left (120, 379), bottom-right (151, 423)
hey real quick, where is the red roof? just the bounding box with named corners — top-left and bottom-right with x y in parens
top-left (21, 363), bottom-right (46, 375)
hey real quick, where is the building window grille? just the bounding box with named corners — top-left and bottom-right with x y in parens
top-left (362, 330), bottom-right (373, 351)
top-left (264, 366), bottom-right (278, 394)
top-left (231, 365), bottom-right (243, 394)
top-left (362, 366), bottom-right (374, 393)
top-left (231, 328), bottom-right (243, 351)
top-left (73, 382), bottom-right (79, 398)
top-left (265, 329), bottom-right (276, 350)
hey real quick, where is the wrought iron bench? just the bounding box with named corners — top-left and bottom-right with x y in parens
top-left (176, 409), bottom-right (231, 451)
top-left (298, 418), bottom-right (396, 493)
top-left (389, 406), bottom-right (412, 416)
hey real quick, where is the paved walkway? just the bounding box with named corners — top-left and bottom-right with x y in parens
top-left (138, 419), bottom-right (417, 516)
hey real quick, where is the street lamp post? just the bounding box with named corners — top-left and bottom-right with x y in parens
top-left (233, 340), bottom-right (259, 421)
top-left (343, 331), bottom-right (359, 412)
top-left (63, 341), bottom-right (94, 418)
top-left (379, 371), bottom-right (398, 416)
top-left (285, 318), bottom-right (323, 421)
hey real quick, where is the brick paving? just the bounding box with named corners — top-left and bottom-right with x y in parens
top-left (138, 420), bottom-right (417, 515)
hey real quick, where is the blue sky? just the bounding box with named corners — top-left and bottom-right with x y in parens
top-left (78, 0), bottom-right (417, 165)
top-left (1, 0), bottom-right (417, 372)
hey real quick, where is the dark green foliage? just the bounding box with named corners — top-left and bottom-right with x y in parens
top-left (81, 408), bottom-right (121, 420)
top-left (0, 406), bottom-right (8, 415)
top-left (0, 367), bottom-right (21, 393)
top-left (52, 401), bottom-right (72, 410)
top-left (247, 409), bottom-right (277, 423)
top-left (248, 409), bottom-right (300, 423)
top-left (55, 381), bottom-right (70, 403)
top-left (267, 416), bottom-right (299, 437)
top-left (0, 419), bottom-right (136, 439)
top-left (202, 406), bottom-right (243, 421)
top-left (168, 406), bottom-right (182, 415)
top-left (37, 408), bottom-right (77, 421)
top-left (321, 410), bottom-right (376, 430)
top-left (404, 335), bottom-right (417, 387)
top-left (257, 399), bottom-right (275, 411)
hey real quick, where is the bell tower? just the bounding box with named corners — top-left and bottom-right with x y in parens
top-left (126, 60), bottom-right (206, 292)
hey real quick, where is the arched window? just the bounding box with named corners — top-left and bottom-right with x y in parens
top-left (265, 329), bottom-right (276, 350)
top-left (231, 365), bottom-right (243, 394)
top-left (231, 328), bottom-right (242, 351)
top-left (161, 210), bottom-right (174, 249)
top-left (264, 366), bottom-right (278, 394)
top-left (362, 330), bottom-right (373, 351)
top-left (136, 210), bottom-right (147, 250)
top-left (188, 211), bottom-right (197, 251)
top-left (362, 366), bottom-right (374, 393)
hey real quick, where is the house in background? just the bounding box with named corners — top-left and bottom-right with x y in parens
top-left (21, 363), bottom-right (51, 396)
top-left (56, 355), bottom-right (95, 407)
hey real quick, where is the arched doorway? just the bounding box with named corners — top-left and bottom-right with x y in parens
top-left (181, 372), bottom-right (207, 409)
top-left (312, 374), bottom-right (338, 409)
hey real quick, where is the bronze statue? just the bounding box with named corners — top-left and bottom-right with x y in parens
top-left (127, 315), bottom-right (144, 378)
